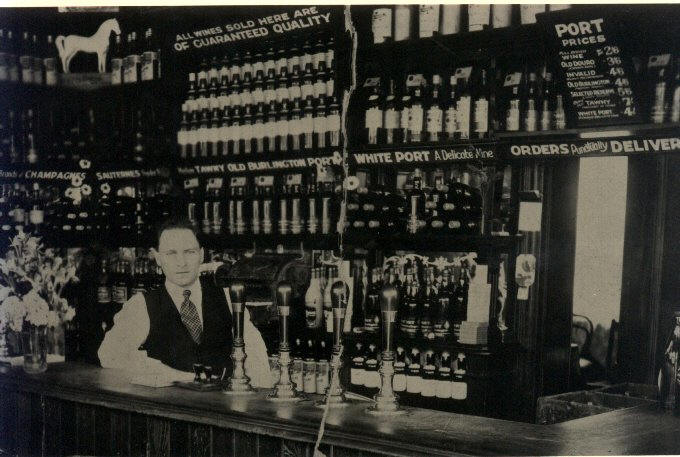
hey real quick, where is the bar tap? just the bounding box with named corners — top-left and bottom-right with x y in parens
top-left (367, 284), bottom-right (405, 415)
top-left (269, 282), bottom-right (304, 401)
top-left (318, 280), bottom-right (350, 407)
top-left (224, 281), bottom-right (255, 394)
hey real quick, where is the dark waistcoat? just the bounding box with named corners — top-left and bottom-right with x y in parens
top-left (142, 276), bottom-right (233, 374)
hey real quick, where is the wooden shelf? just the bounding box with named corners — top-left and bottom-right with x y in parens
top-left (199, 233), bottom-right (340, 250)
top-left (343, 232), bottom-right (522, 253)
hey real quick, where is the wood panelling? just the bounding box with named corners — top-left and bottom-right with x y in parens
top-left (169, 419), bottom-right (190, 457)
top-left (94, 404), bottom-right (112, 456)
top-left (234, 430), bottom-right (259, 457)
top-left (43, 396), bottom-right (62, 456)
top-left (109, 409), bottom-right (129, 456)
top-left (129, 412), bottom-right (148, 457)
top-left (61, 400), bottom-right (77, 456)
top-left (0, 389), bottom-right (17, 455)
top-left (189, 423), bottom-right (212, 457)
top-left (211, 426), bottom-right (232, 457)
top-left (148, 417), bottom-right (171, 457)
top-left (15, 392), bottom-right (34, 456)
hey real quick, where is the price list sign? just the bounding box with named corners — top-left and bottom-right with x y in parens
top-left (544, 12), bottom-right (642, 127)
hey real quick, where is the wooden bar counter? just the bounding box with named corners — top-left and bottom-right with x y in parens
top-left (1, 363), bottom-right (679, 456)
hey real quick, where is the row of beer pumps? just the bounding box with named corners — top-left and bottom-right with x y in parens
top-left (223, 279), bottom-right (404, 415)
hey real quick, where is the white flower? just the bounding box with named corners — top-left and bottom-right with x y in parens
top-left (1, 295), bottom-right (26, 332)
top-left (62, 305), bottom-right (75, 323)
top-left (47, 310), bottom-right (60, 328)
top-left (100, 183), bottom-right (111, 194)
top-left (71, 175), bottom-right (83, 187)
top-left (79, 159), bottom-right (91, 170)
top-left (0, 286), bottom-right (10, 303)
top-left (24, 290), bottom-right (50, 327)
top-left (25, 237), bottom-right (41, 254)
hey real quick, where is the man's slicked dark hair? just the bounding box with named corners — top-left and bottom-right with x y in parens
top-left (156, 217), bottom-right (201, 248)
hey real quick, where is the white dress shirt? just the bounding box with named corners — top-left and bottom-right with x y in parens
top-left (98, 279), bottom-right (272, 388)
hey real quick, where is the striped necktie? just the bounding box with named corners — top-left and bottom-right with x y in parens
top-left (180, 289), bottom-right (202, 344)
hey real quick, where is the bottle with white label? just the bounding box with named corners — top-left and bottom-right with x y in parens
top-left (366, 84), bottom-right (383, 145)
top-left (383, 79), bottom-right (399, 144)
top-left (468, 5), bottom-right (490, 32)
top-left (394, 5), bottom-right (413, 41)
top-left (524, 72), bottom-right (539, 132)
top-left (400, 83), bottom-right (412, 143)
top-left (327, 96), bottom-right (341, 147)
top-left (492, 4), bottom-right (513, 28)
top-left (364, 343), bottom-right (380, 389)
top-left (421, 349), bottom-right (436, 399)
top-left (123, 32), bottom-right (140, 84)
top-left (314, 96), bottom-right (327, 150)
top-left (671, 58), bottom-right (680, 123)
top-left (302, 97), bottom-right (315, 150)
top-left (440, 5), bottom-right (461, 35)
top-left (323, 266), bottom-right (337, 334)
top-left (394, 346), bottom-right (407, 392)
top-left (456, 77), bottom-right (471, 140)
top-left (419, 4), bottom-right (440, 38)
top-left (452, 352), bottom-right (468, 400)
top-left (554, 94), bottom-right (566, 130)
top-left (520, 4), bottom-right (545, 24)
top-left (372, 8), bottom-right (393, 44)
top-left (444, 76), bottom-right (458, 141)
top-left (277, 101), bottom-right (289, 153)
top-left (406, 347), bottom-right (423, 394)
top-left (350, 342), bottom-right (366, 386)
top-left (473, 69), bottom-right (489, 139)
top-left (652, 67), bottom-right (668, 124)
top-left (409, 84), bottom-right (425, 143)
top-left (505, 74), bottom-right (521, 132)
top-left (540, 71), bottom-right (554, 131)
top-left (290, 99), bottom-right (302, 151)
top-left (426, 75), bottom-right (444, 142)
top-left (436, 351), bottom-right (453, 399)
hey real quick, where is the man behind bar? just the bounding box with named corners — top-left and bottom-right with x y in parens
top-left (98, 218), bottom-right (271, 387)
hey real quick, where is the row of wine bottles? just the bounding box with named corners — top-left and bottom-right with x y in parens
top-left (110, 28), bottom-right (161, 84)
top-left (186, 170), bottom-right (342, 236)
top-left (177, 95), bottom-right (342, 158)
top-left (346, 168), bottom-right (484, 236)
top-left (0, 29), bottom-right (59, 85)
top-left (0, 102), bottom-right (171, 165)
top-left (351, 342), bottom-right (470, 400)
top-left (361, 62), bottom-right (567, 146)
top-left (0, 182), bottom-right (173, 241)
top-left (370, 4), bottom-right (572, 44)
top-left (96, 255), bottom-right (165, 309)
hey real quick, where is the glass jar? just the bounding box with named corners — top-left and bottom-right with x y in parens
top-left (22, 326), bottom-right (48, 374)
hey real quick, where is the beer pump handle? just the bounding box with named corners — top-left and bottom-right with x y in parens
top-left (229, 281), bottom-right (246, 341)
top-left (276, 282), bottom-right (293, 349)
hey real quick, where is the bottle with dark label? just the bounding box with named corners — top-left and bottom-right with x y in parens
top-left (290, 98), bottom-right (302, 151)
top-left (111, 260), bottom-right (129, 306)
top-left (314, 96), bottom-right (327, 150)
top-left (97, 258), bottom-right (112, 306)
top-left (434, 269), bottom-right (453, 338)
top-left (305, 267), bottom-right (323, 329)
top-left (400, 268), bottom-right (420, 338)
top-left (364, 267), bottom-right (382, 332)
top-left (31, 35), bottom-right (43, 85)
top-left (419, 268), bottom-right (436, 338)
top-left (453, 267), bottom-right (469, 340)
top-left (302, 96), bottom-right (314, 150)
top-left (23, 108), bottom-right (37, 164)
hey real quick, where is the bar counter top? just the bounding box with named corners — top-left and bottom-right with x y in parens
top-left (1, 363), bottom-right (680, 456)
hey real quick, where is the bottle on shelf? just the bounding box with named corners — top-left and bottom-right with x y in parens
top-left (408, 81), bottom-right (425, 143)
top-left (305, 267), bottom-right (323, 329)
top-left (350, 341), bottom-right (366, 387)
top-left (393, 346), bottom-right (407, 393)
top-left (452, 352), bottom-right (468, 400)
top-left (523, 71), bottom-right (539, 132)
top-left (472, 68), bottom-right (490, 139)
top-left (406, 347), bottom-right (422, 395)
top-left (436, 351), bottom-right (453, 400)
top-left (363, 342), bottom-right (380, 389)
top-left (364, 267), bottom-right (382, 332)
top-left (426, 74), bottom-right (444, 143)
top-left (540, 69), bottom-right (554, 131)
top-left (365, 80), bottom-right (383, 145)
top-left (455, 76), bottom-right (472, 141)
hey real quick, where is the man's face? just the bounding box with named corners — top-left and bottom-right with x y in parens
top-left (155, 228), bottom-right (203, 288)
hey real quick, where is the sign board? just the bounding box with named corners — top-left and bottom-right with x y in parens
top-left (501, 135), bottom-right (680, 159)
top-left (350, 146), bottom-right (496, 166)
top-left (169, 6), bottom-right (340, 55)
top-left (541, 10), bottom-right (642, 127)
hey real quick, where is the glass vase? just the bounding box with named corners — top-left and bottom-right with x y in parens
top-left (21, 326), bottom-right (48, 374)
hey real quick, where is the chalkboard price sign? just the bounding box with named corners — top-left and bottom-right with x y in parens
top-left (542, 10), bottom-right (642, 127)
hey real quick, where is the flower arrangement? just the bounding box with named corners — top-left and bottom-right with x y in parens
top-left (0, 232), bottom-right (79, 334)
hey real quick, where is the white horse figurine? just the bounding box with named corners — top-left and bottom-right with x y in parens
top-left (55, 18), bottom-right (121, 74)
